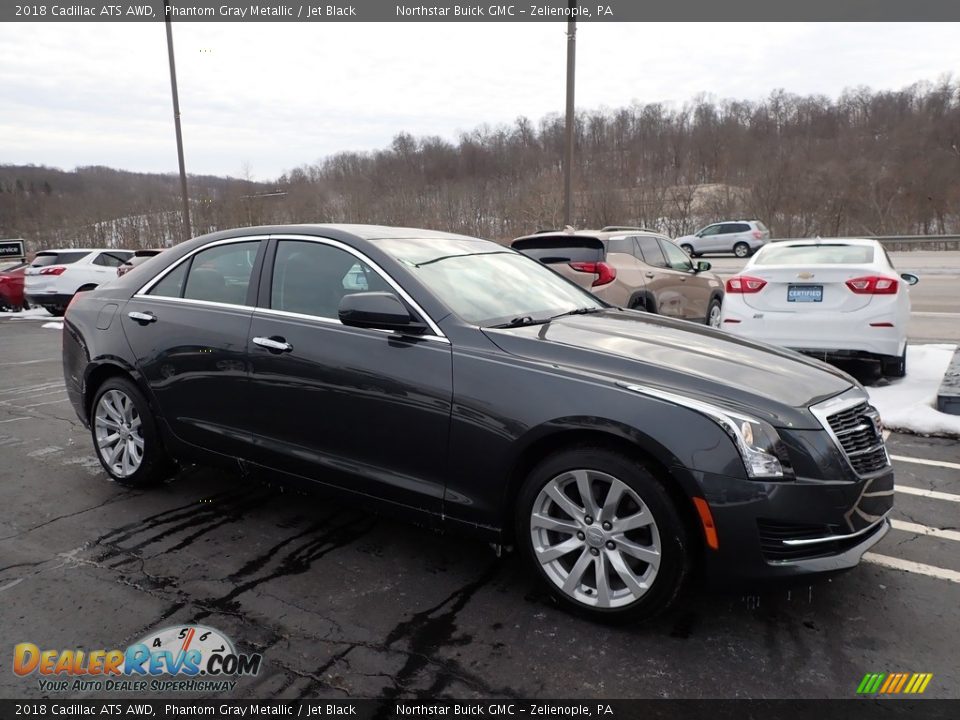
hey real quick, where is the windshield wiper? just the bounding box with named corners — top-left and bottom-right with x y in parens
top-left (546, 307), bottom-right (606, 321)
top-left (487, 307), bottom-right (604, 329)
top-left (487, 315), bottom-right (546, 329)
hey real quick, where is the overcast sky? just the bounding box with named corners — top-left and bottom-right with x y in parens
top-left (1, 22), bottom-right (958, 180)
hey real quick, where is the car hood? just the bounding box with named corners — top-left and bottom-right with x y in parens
top-left (675, 234), bottom-right (698, 243)
top-left (482, 309), bottom-right (855, 430)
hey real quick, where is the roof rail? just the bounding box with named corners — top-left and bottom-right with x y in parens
top-left (600, 225), bottom-right (660, 233)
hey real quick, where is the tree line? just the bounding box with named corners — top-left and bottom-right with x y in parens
top-left (2, 80), bottom-right (958, 252)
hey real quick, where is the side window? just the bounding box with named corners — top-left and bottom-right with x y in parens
top-left (271, 240), bottom-right (391, 320)
top-left (176, 241), bottom-right (261, 305)
top-left (634, 236), bottom-right (668, 268)
top-left (93, 252), bottom-right (129, 268)
top-left (148, 261), bottom-right (189, 298)
top-left (659, 240), bottom-right (693, 271)
top-left (606, 237), bottom-right (633, 255)
top-left (723, 223), bottom-right (750, 234)
top-left (699, 225), bottom-right (720, 237)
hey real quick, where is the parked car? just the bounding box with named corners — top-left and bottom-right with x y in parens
top-left (63, 224), bottom-right (893, 622)
top-left (25, 248), bottom-right (133, 316)
top-left (117, 249), bottom-right (164, 277)
top-left (0, 261), bottom-right (28, 311)
top-left (719, 238), bottom-right (916, 377)
top-left (676, 220), bottom-right (770, 258)
top-left (511, 229), bottom-right (725, 326)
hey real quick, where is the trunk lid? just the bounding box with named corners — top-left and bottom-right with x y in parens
top-left (511, 235), bottom-right (605, 290)
top-left (741, 265), bottom-right (878, 312)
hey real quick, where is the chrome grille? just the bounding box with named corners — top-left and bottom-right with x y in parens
top-left (825, 401), bottom-right (889, 476)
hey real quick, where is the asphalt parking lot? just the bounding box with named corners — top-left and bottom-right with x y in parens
top-left (0, 318), bottom-right (958, 700)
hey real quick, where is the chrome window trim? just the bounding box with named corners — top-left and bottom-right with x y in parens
top-left (134, 235), bottom-right (271, 300)
top-left (781, 513), bottom-right (890, 546)
top-left (265, 234), bottom-right (448, 341)
top-left (252, 306), bottom-right (449, 345)
top-left (809, 388), bottom-right (891, 477)
top-left (133, 233), bottom-right (449, 344)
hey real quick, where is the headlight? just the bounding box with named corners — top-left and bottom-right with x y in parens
top-left (621, 384), bottom-right (792, 479)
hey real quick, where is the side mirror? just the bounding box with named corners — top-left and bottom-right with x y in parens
top-left (900, 273), bottom-right (919, 286)
top-left (696, 261), bottom-right (712, 272)
top-left (338, 292), bottom-right (427, 333)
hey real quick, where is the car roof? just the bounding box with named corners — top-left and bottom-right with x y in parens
top-left (768, 238), bottom-right (879, 248)
top-left (34, 248), bottom-right (123, 254)
top-left (513, 228), bottom-right (665, 242)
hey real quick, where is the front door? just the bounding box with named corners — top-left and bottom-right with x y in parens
top-left (658, 239), bottom-right (709, 320)
top-left (246, 237), bottom-right (453, 514)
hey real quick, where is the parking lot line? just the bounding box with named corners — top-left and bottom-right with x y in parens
top-left (895, 485), bottom-right (960, 503)
top-left (863, 553), bottom-right (960, 584)
top-left (890, 519), bottom-right (960, 543)
top-left (891, 454), bottom-right (960, 471)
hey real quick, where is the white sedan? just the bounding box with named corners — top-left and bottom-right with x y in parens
top-left (719, 238), bottom-right (917, 377)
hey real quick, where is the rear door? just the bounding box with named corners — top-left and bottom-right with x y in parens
top-left (121, 238), bottom-right (266, 459)
top-left (86, 251), bottom-right (133, 288)
top-left (719, 223), bottom-right (750, 251)
top-left (511, 235), bottom-right (605, 290)
top-left (245, 236), bottom-right (453, 513)
top-left (633, 235), bottom-right (685, 318)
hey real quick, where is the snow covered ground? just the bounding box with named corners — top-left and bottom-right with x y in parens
top-left (868, 344), bottom-right (960, 437)
top-left (0, 307), bottom-right (52, 320)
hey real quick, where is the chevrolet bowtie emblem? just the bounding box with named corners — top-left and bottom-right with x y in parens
top-left (797, 272), bottom-right (815, 279)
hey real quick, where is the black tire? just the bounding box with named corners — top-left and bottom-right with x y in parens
top-left (90, 376), bottom-right (173, 487)
top-left (881, 347), bottom-right (907, 378)
top-left (680, 243), bottom-right (695, 256)
top-left (733, 242), bottom-right (751, 258)
top-left (629, 295), bottom-right (655, 314)
top-left (515, 445), bottom-right (692, 623)
top-left (45, 306), bottom-right (66, 317)
top-left (706, 298), bottom-right (722, 327)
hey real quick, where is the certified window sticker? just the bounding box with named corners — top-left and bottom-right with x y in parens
top-left (12, 624), bottom-right (262, 693)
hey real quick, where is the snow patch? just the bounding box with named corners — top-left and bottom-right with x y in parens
top-left (42, 322), bottom-right (64, 330)
top-left (868, 344), bottom-right (960, 437)
top-left (0, 308), bottom-right (53, 320)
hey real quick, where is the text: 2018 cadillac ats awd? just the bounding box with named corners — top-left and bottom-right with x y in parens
top-left (63, 225), bottom-right (893, 621)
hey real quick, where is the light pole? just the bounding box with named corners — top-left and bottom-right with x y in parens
top-left (165, 8), bottom-right (192, 242)
top-left (563, 0), bottom-right (577, 227)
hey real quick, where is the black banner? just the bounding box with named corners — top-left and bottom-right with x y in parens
top-left (0, 241), bottom-right (25, 261)
top-left (2, 0), bottom-right (960, 22)
top-left (0, 700), bottom-right (957, 720)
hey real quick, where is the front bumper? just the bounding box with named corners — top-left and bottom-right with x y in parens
top-left (689, 465), bottom-right (893, 588)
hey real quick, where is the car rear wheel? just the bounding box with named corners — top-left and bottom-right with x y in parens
top-left (706, 298), bottom-right (722, 327)
top-left (516, 446), bottom-right (691, 622)
top-left (45, 306), bottom-right (66, 317)
top-left (733, 242), bottom-right (751, 258)
top-left (881, 346), bottom-right (907, 378)
top-left (91, 377), bottom-right (172, 487)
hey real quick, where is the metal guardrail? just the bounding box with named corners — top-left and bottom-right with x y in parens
top-left (772, 235), bottom-right (960, 251)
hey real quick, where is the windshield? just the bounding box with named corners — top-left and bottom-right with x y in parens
top-left (754, 244), bottom-right (875, 265)
top-left (376, 237), bottom-right (604, 326)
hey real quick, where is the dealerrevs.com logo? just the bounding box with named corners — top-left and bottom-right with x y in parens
top-left (13, 625), bottom-right (262, 693)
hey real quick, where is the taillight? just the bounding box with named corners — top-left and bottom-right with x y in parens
top-left (725, 275), bottom-right (767, 294)
top-left (39, 266), bottom-right (67, 276)
top-left (569, 261), bottom-right (617, 287)
top-left (846, 276), bottom-right (898, 295)
top-left (751, 230), bottom-right (763, 240)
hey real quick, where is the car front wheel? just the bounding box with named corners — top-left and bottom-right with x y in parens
top-left (517, 446), bottom-right (691, 622)
top-left (91, 377), bottom-right (172, 486)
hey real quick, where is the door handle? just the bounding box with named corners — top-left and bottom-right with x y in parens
top-left (645, 272), bottom-right (656, 279)
top-left (252, 336), bottom-right (293, 353)
top-left (128, 311), bottom-right (156, 324)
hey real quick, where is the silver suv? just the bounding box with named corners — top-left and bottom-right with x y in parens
top-left (675, 220), bottom-right (770, 258)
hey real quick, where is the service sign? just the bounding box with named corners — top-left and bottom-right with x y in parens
top-left (0, 240), bottom-right (25, 260)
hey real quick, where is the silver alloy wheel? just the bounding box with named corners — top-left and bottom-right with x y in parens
top-left (94, 389), bottom-right (144, 478)
top-left (708, 303), bottom-right (722, 327)
top-left (734, 243), bottom-right (750, 258)
top-left (530, 469), bottom-right (661, 608)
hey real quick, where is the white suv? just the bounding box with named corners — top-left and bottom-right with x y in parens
top-left (676, 220), bottom-right (770, 258)
top-left (25, 249), bottom-right (133, 316)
